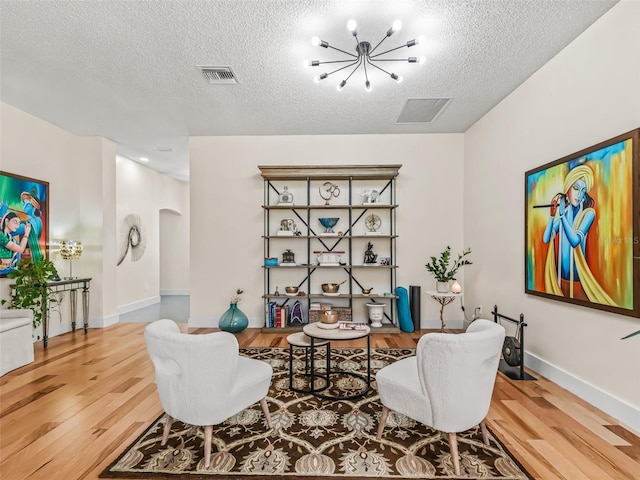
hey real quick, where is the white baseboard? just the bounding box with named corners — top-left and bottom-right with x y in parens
top-left (91, 313), bottom-right (119, 328)
top-left (117, 296), bottom-right (161, 315)
top-left (188, 315), bottom-right (263, 329)
top-left (160, 289), bottom-right (190, 296)
top-left (525, 351), bottom-right (640, 432)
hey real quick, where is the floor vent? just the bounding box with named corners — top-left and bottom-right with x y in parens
top-left (396, 98), bottom-right (451, 123)
top-left (196, 66), bottom-right (238, 84)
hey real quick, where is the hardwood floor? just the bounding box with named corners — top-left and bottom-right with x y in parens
top-left (1, 324), bottom-right (638, 479)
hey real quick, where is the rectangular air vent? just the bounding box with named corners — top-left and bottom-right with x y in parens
top-left (196, 66), bottom-right (238, 84)
top-left (396, 98), bottom-right (451, 123)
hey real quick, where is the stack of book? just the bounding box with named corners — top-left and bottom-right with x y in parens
top-left (338, 321), bottom-right (368, 331)
top-left (265, 302), bottom-right (290, 328)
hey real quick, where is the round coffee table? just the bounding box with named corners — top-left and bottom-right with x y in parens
top-left (302, 322), bottom-right (371, 400)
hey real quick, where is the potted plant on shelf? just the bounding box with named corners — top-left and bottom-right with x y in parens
top-left (425, 246), bottom-right (472, 293)
top-left (1, 258), bottom-right (59, 333)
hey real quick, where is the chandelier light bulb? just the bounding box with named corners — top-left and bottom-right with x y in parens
top-left (387, 19), bottom-right (402, 36)
top-left (314, 73), bottom-right (328, 83)
top-left (365, 80), bottom-right (372, 92)
top-left (337, 80), bottom-right (347, 91)
top-left (418, 56), bottom-right (426, 64)
top-left (311, 36), bottom-right (321, 46)
top-left (391, 73), bottom-right (403, 83)
top-left (346, 19), bottom-right (357, 35)
top-left (418, 35), bottom-right (426, 45)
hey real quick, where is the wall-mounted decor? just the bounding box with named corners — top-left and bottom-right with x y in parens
top-left (525, 128), bottom-right (640, 318)
top-left (117, 213), bottom-right (146, 266)
top-left (0, 171), bottom-right (49, 277)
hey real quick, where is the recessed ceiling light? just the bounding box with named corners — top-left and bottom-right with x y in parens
top-left (140, 157), bottom-right (149, 162)
top-left (156, 146), bottom-right (174, 152)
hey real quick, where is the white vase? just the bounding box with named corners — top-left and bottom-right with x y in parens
top-left (366, 303), bottom-right (385, 328)
top-left (436, 281), bottom-right (449, 293)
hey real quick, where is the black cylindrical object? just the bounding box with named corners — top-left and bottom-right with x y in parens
top-left (409, 285), bottom-right (421, 331)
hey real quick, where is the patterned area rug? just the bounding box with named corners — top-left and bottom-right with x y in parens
top-left (101, 347), bottom-right (532, 479)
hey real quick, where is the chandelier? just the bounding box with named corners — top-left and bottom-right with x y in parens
top-left (307, 19), bottom-right (425, 92)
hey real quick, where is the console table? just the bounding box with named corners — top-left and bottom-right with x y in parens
top-left (10, 278), bottom-right (91, 348)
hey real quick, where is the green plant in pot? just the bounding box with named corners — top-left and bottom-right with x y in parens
top-left (1, 258), bottom-right (59, 333)
top-left (425, 246), bottom-right (472, 293)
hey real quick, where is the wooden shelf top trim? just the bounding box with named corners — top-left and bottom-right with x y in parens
top-left (259, 164), bottom-right (402, 180)
top-left (262, 204), bottom-right (397, 210)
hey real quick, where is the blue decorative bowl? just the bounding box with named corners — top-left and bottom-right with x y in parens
top-left (319, 217), bottom-right (339, 233)
top-left (264, 257), bottom-right (279, 266)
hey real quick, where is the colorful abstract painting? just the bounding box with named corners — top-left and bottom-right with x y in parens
top-left (525, 129), bottom-right (639, 318)
top-left (0, 171), bottom-right (49, 277)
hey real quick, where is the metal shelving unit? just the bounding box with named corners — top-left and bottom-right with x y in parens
top-left (259, 165), bottom-right (401, 331)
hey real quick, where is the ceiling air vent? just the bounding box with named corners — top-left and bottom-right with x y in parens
top-left (396, 98), bottom-right (451, 124)
top-left (196, 66), bottom-right (238, 85)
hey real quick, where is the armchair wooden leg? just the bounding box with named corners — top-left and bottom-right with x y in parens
top-left (204, 425), bottom-right (213, 468)
top-left (448, 432), bottom-right (461, 476)
top-left (480, 420), bottom-right (490, 446)
top-left (161, 414), bottom-right (173, 445)
top-left (261, 398), bottom-right (272, 429)
top-left (376, 406), bottom-right (390, 440)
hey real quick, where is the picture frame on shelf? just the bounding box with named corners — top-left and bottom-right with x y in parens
top-left (378, 256), bottom-right (391, 266)
top-left (524, 128), bottom-right (640, 318)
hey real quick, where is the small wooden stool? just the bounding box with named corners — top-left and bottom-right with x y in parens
top-left (286, 332), bottom-right (330, 393)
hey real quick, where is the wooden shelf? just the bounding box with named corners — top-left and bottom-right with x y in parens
top-left (261, 165), bottom-right (401, 331)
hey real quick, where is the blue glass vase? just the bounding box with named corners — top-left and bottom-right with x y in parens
top-left (219, 303), bottom-right (248, 333)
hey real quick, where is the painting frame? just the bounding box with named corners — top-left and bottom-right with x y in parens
top-left (525, 128), bottom-right (640, 318)
top-left (0, 171), bottom-right (50, 278)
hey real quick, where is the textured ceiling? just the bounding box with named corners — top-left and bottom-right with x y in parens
top-left (0, 1), bottom-right (618, 181)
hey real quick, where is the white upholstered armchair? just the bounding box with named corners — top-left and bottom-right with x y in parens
top-left (144, 319), bottom-right (273, 467)
top-left (376, 319), bottom-right (505, 476)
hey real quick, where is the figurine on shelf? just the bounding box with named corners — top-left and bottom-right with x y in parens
top-left (363, 242), bottom-right (378, 265)
top-left (282, 249), bottom-right (295, 265)
top-left (360, 188), bottom-right (380, 204)
top-left (278, 218), bottom-right (299, 236)
top-left (278, 186), bottom-right (294, 205)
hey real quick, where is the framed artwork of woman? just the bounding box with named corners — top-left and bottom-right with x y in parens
top-left (525, 128), bottom-right (640, 318)
top-left (0, 171), bottom-right (49, 277)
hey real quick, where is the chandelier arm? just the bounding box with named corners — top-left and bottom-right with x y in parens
top-left (362, 55), bottom-right (370, 83)
top-left (344, 57), bottom-right (363, 82)
top-left (369, 44), bottom-right (409, 58)
top-left (366, 58), bottom-right (393, 76)
top-left (368, 35), bottom-right (389, 55)
top-left (369, 58), bottom-right (411, 62)
top-left (317, 59), bottom-right (361, 65)
top-left (326, 45), bottom-right (358, 58)
top-left (326, 58), bottom-right (361, 77)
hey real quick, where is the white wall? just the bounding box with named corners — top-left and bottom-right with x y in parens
top-left (115, 155), bottom-right (187, 312)
top-left (189, 134), bottom-right (465, 329)
top-left (0, 102), bottom-right (118, 335)
top-left (159, 172), bottom-right (190, 294)
top-left (464, 0), bottom-right (640, 429)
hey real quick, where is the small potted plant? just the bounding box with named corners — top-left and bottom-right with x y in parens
top-left (1, 258), bottom-right (59, 333)
top-left (425, 246), bottom-right (472, 293)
